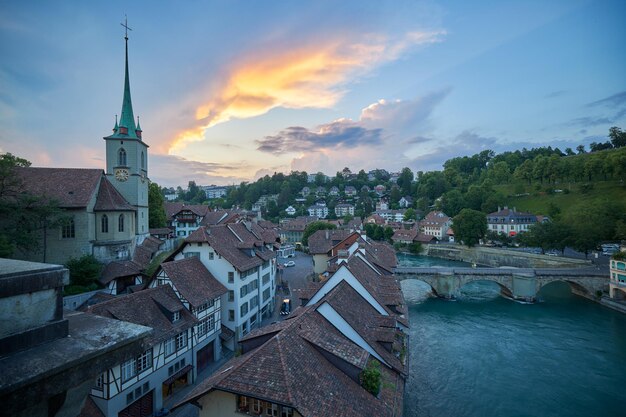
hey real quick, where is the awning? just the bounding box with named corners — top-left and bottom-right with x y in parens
top-left (163, 364), bottom-right (193, 385)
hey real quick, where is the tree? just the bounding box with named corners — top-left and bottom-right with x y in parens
top-left (397, 167), bottom-right (414, 195)
top-left (403, 208), bottom-right (417, 222)
top-left (608, 126), bottom-right (626, 148)
top-left (65, 255), bottom-right (103, 287)
top-left (576, 145), bottom-right (586, 154)
top-left (148, 182), bottom-right (167, 228)
top-left (451, 209), bottom-right (487, 247)
top-left (302, 221), bottom-right (336, 246)
top-left (440, 190), bottom-right (465, 217)
top-left (0, 153), bottom-right (66, 259)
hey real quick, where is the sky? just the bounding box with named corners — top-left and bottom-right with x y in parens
top-left (1, 0), bottom-right (625, 187)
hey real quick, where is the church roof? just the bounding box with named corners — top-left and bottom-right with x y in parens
top-left (93, 177), bottom-right (136, 212)
top-left (16, 168), bottom-right (103, 208)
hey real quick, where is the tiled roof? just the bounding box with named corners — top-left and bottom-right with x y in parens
top-left (150, 227), bottom-right (173, 236)
top-left (420, 210), bottom-right (451, 226)
top-left (87, 285), bottom-right (196, 345)
top-left (15, 167), bottom-right (102, 208)
top-left (160, 257), bottom-right (227, 308)
top-left (185, 224), bottom-right (274, 272)
top-left (93, 177), bottom-right (135, 211)
top-left (178, 304), bottom-right (403, 417)
top-left (199, 210), bottom-right (229, 226)
top-left (392, 228), bottom-right (418, 242)
top-left (99, 260), bottom-right (143, 285)
top-left (308, 229), bottom-right (353, 254)
top-left (164, 202), bottom-right (184, 220)
top-left (132, 245), bottom-right (153, 269)
top-left (141, 235), bottom-right (163, 253)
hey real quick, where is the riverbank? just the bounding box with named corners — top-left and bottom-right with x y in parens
top-left (424, 244), bottom-right (591, 268)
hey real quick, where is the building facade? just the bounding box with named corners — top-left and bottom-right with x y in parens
top-left (486, 206), bottom-right (537, 236)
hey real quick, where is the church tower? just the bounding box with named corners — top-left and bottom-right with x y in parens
top-left (104, 20), bottom-right (149, 240)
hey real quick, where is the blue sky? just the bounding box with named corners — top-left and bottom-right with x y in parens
top-left (0, 0), bottom-right (624, 187)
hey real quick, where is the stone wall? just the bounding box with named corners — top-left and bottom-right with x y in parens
top-left (425, 244), bottom-right (591, 268)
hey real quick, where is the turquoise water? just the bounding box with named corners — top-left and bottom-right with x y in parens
top-left (397, 252), bottom-right (472, 268)
top-left (399, 255), bottom-right (626, 417)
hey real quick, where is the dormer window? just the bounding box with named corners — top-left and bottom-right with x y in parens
top-left (172, 311), bottom-right (181, 322)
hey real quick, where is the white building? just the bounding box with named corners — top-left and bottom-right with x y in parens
top-left (178, 222), bottom-right (277, 348)
top-left (285, 205), bottom-right (296, 216)
top-left (419, 211), bottom-right (452, 240)
top-left (375, 209), bottom-right (406, 223)
top-left (486, 206), bottom-right (538, 236)
top-left (334, 203), bottom-right (355, 217)
top-left (203, 186), bottom-right (228, 199)
top-left (308, 204), bottom-right (329, 219)
top-left (87, 285), bottom-right (198, 417)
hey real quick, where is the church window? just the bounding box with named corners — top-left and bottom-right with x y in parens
top-left (62, 218), bottom-right (75, 239)
top-left (118, 148), bottom-right (127, 166)
top-left (118, 214), bottom-right (124, 232)
top-left (101, 215), bottom-right (108, 233)
top-left (141, 152), bottom-right (145, 169)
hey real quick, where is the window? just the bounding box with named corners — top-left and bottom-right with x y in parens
top-left (136, 349), bottom-right (152, 373)
top-left (228, 309), bottom-right (234, 321)
top-left (62, 218), bottom-right (75, 239)
top-left (240, 286), bottom-right (248, 298)
top-left (228, 290), bottom-right (234, 302)
top-left (118, 214), bottom-right (124, 232)
top-left (175, 331), bottom-right (187, 350)
top-left (164, 338), bottom-right (175, 356)
top-left (267, 403), bottom-right (279, 417)
top-left (126, 392), bottom-right (134, 404)
top-left (198, 315), bottom-right (215, 336)
top-left (240, 302), bottom-right (248, 317)
top-left (241, 267), bottom-right (259, 279)
top-left (262, 273), bottom-right (270, 285)
top-left (141, 151), bottom-right (145, 169)
top-left (251, 398), bottom-right (262, 414)
top-left (263, 288), bottom-right (270, 302)
top-left (197, 242), bottom-right (202, 247)
top-left (228, 272), bottom-right (234, 283)
top-left (281, 407), bottom-right (293, 417)
top-left (101, 214), bottom-right (108, 233)
top-left (121, 358), bottom-right (136, 383)
top-left (118, 148), bottom-right (127, 166)
top-left (209, 252), bottom-right (214, 260)
top-left (238, 396), bottom-right (249, 413)
top-left (172, 311), bottom-right (180, 322)
top-left (95, 373), bottom-right (105, 390)
top-left (184, 252), bottom-right (199, 258)
top-left (250, 295), bottom-right (259, 309)
top-left (262, 260), bottom-right (270, 270)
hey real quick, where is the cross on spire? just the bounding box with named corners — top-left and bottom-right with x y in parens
top-left (120, 15), bottom-right (132, 40)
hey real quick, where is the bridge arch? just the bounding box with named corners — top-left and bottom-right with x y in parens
top-left (610, 286), bottom-right (626, 300)
top-left (538, 279), bottom-right (590, 296)
top-left (399, 278), bottom-right (440, 297)
top-left (458, 277), bottom-right (514, 299)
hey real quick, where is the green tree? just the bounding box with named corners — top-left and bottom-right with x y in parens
top-left (0, 153), bottom-right (66, 259)
top-left (452, 209), bottom-right (488, 247)
top-left (403, 208), bottom-right (417, 222)
top-left (440, 190), bottom-right (465, 217)
top-left (608, 126), bottom-right (626, 148)
top-left (65, 255), bottom-right (103, 288)
top-left (302, 221), bottom-right (336, 246)
top-left (148, 182), bottom-right (167, 228)
top-left (397, 167), bottom-right (414, 195)
top-left (361, 359), bottom-right (381, 396)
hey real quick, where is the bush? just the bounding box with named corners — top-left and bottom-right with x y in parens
top-left (361, 359), bottom-right (381, 396)
top-left (579, 183), bottom-right (594, 194)
top-left (408, 242), bottom-right (422, 254)
top-left (65, 255), bottom-right (103, 287)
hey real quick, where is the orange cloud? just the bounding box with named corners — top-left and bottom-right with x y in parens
top-left (168, 29), bottom-right (445, 153)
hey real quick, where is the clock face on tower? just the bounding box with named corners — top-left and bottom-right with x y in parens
top-left (115, 168), bottom-right (129, 182)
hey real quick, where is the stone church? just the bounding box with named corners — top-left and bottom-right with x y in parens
top-left (16, 33), bottom-right (149, 265)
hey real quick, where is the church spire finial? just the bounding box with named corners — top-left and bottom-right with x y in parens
top-left (118, 15), bottom-right (136, 136)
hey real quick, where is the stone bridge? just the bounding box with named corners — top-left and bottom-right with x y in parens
top-left (394, 267), bottom-right (608, 302)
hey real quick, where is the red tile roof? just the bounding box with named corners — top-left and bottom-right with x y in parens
top-left (93, 177), bottom-right (135, 211)
top-left (159, 257), bottom-right (227, 308)
top-left (16, 167), bottom-right (102, 208)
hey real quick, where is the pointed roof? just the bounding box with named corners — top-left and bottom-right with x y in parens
top-left (93, 177), bottom-right (136, 211)
top-left (104, 34), bottom-right (141, 141)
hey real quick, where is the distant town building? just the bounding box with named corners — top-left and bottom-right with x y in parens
top-left (203, 185), bottom-right (228, 199)
top-left (335, 203), bottom-right (355, 217)
top-left (419, 211), bottom-right (452, 240)
top-left (487, 206), bottom-right (538, 236)
top-left (399, 196), bottom-right (414, 208)
top-left (344, 185), bottom-right (357, 196)
top-left (375, 209), bottom-right (406, 223)
top-left (374, 184), bottom-right (386, 196)
top-left (285, 205), bottom-right (296, 216)
top-left (308, 204), bottom-right (329, 219)
top-left (609, 255), bottom-right (626, 300)
top-left (329, 186), bottom-right (340, 196)
top-left (279, 216), bottom-right (318, 244)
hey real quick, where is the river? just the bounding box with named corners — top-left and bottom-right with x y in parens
top-left (398, 254), bottom-right (626, 417)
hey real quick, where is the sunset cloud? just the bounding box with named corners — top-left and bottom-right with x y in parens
top-left (168, 29), bottom-right (445, 153)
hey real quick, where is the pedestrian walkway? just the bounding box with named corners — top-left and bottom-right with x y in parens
top-left (164, 349), bottom-right (235, 417)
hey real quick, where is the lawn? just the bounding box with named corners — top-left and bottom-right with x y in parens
top-left (495, 180), bottom-right (626, 216)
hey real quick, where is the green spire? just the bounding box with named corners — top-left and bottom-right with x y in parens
top-left (136, 116), bottom-right (142, 131)
top-left (113, 114), bottom-right (118, 131)
top-left (118, 32), bottom-right (137, 136)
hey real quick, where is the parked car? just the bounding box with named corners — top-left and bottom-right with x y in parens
top-left (545, 250), bottom-right (559, 256)
top-left (280, 298), bottom-right (291, 315)
top-left (284, 261), bottom-right (295, 267)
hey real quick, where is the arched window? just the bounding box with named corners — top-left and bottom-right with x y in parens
top-left (141, 152), bottom-right (145, 169)
top-left (118, 214), bottom-right (124, 232)
top-left (101, 214), bottom-right (108, 233)
top-left (118, 148), bottom-right (127, 166)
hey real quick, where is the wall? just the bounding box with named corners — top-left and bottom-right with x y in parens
top-left (425, 244), bottom-right (591, 268)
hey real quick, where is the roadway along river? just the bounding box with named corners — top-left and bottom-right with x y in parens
top-left (398, 254), bottom-right (626, 417)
